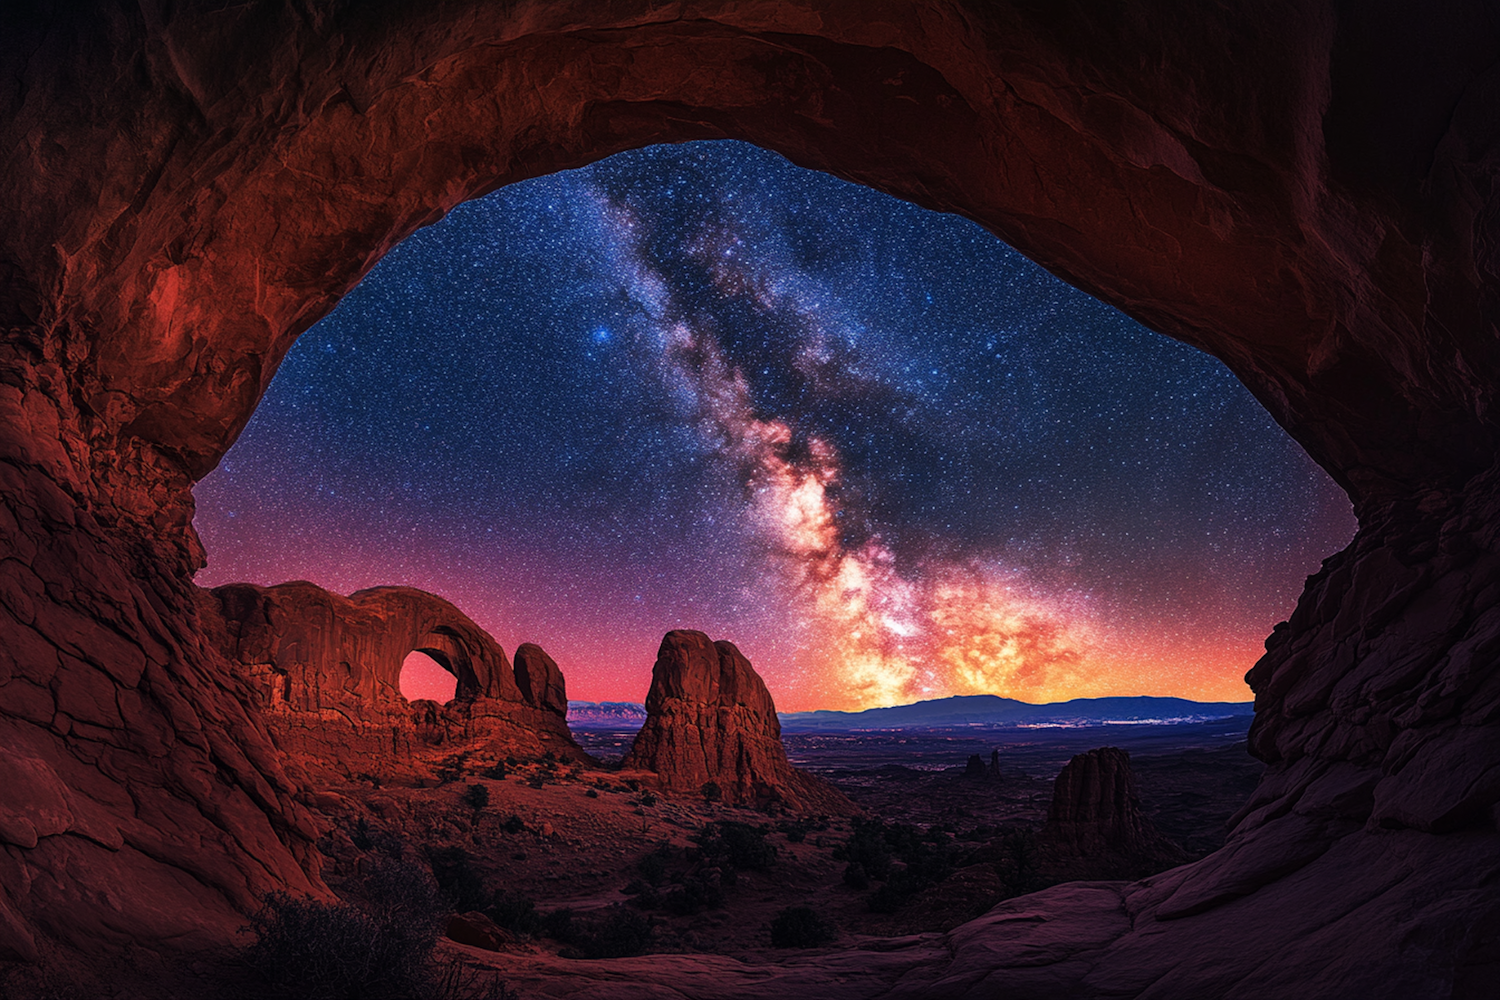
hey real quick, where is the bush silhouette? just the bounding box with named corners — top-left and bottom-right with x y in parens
top-left (484, 889), bottom-right (541, 935)
top-left (777, 818), bottom-right (814, 843)
top-left (462, 783), bottom-right (489, 811)
top-left (349, 817), bottom-right (405, 858)
top-left (435, 751), bottom-right (472, 785)
top-left (701, 781), bottom-right (722, 802)
top-left (662, 872), bottom-right (725, 915)
top-left (832, 818), bottom-right (893, 879)
top-left (636, 843), bottom-right (674, 885)
top-left (425, 845), bottom-right (487, 911)
top-left (769, 906), bottom-right (837, 948)
top-left (542, 906), bottom-right (654, 959)
top-left (694, 821), bottom-right (777, 871)
top-left (242, 861), bottom-right (445, 999)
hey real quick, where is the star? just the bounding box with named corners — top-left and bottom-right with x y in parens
top-left (193, 141), bottom-right (1355, 710)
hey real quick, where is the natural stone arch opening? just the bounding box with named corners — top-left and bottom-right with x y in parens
top-left (3, 3), bottom-right (1499, 994)
top-left (197, 136), bottom-right (1344, 712)
top-left (398, 649), bottom-right (458, 704)
top-left (407, 626), bottom-right (483, 702)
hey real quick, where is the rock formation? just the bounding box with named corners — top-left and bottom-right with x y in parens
top-left (3, 0), bottom-right (1500, 994)
top-left (1043, 747), bottom-right (1184, 863)
top-left (964, 750), bottom-right (1002, 781)
top-left (208, 581), bottom-right (585, 779)
top-left (621, 631), bottom-right (855, 814)
top-left (512, 643), bottom-right (569, 718)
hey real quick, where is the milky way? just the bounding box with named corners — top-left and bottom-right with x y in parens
top-left (193, 142), bottom-right (1357, 710)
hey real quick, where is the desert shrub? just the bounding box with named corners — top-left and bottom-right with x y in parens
top-left (435, 751), bottom-right (472, 785)
top-left (543, 906), bottom-right (654, 959)
top-left (700, 781), bottom-right (722, 802)
top-left (636, 843), bottom-right (674, 885)
top-left (502, 814), bottom-right (526, 834)
top-left (769, 906), bottom-right (837, 948)
top-left (543, 750), bottom-right (557, 763)
top-left (585, 788), bottom-right (599, 798)
top-left (484, 889), bottom-right (541, 935)
top-left (835, 819), bottom-right (964, 912)
top-left (622, 879), bottom-right (663, 910)
top-left (540, 908), bottom-right (574, 939)
top-left (997, 828), bottom-right (1042, 894)
top-left (242, 861), bottom-right (444, 999)
top-left (624, 778), bottom-right (641, 792)
top-left (482, 761), bottom-right (508, 780)
top-left (867, 873), bottom-right (919, 913)
top-left (351, 816), bottom-right (375, 851)
top-left (527, 774), bottom-right (548, 789)
top-left (462, 783), bottom-right (490, 811)
top-left (504, 756), bottom-right (519, 767)
top-left (636, 790), bottom-right (658, 807)
top-left (360, 858), bottom-right (447, 923)
top-left (842, 862), bottom-right (870, 890)
top-left (862, 827), bottom-right (961, 913)
top-left (425, 846), bottom-right (487, 911)
top-left (662, 871), bottom-right (725, 915)
top-left (349, 818), bottom-right (404, 859)
top-left (426, 962), bottom-right (521, 1000)
top-left (833, 818), bottom-right (893, 879)
top-left (245, 893), bottom-right (407, 998)
top-left (777, 818), bottom-right (813, 843)
top-left (695, 821), bottom-right (777, 872)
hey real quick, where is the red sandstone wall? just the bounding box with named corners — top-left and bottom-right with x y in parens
top-left (2, 1), bottom-right (1499, 993)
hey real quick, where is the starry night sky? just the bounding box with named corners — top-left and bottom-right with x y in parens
top-left (193, 141), bottom-right (1356, 711)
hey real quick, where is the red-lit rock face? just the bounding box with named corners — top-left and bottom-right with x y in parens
top-left (208, 582), bottom-right (585, 780)
top-left (2, 0), bottom-right (1500, 994)
top-left (1045, 747), bottom-right (1162, 855)
top-left (622, 630), bottom-right (856, 813)
top-left (513, 643), bottom-right (569, 718)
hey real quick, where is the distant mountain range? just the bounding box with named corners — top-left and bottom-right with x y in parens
top-left (777, 694), bottom-right (1254, 732)
top-left (567, 701), bottom-right (649, 726)
top-left (568, 694), bottom-right (1253, 731)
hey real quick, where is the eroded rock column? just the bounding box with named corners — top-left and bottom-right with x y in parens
top-left (622, 630), bottom-right (855, 814)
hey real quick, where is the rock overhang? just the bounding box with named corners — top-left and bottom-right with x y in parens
top-left (2, 1), bottom-right (1500, 995)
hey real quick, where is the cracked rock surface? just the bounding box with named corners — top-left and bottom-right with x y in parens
top-left (3, 1), bottom-right (1500, 995)
top-left (622, 630), bottom-right (857, 814)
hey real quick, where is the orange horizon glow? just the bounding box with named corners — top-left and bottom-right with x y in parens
top-left (378, 599), bottom-right (1263, 712)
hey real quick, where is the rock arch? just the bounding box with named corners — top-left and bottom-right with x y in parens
top-left (209, 581), bottom-right (581, 776)
top-left (2, 1), bottom-right (1499, 994)
top-left (402, 647), bottom-right (460, 703)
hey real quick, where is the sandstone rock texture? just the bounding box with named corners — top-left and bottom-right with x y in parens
top-left (1046, 747), bottom-right (1161, 853)
top-left (1043, 747), bottom-right (1187, 871)
top-left (208, 582), bottom-right (584, 780)
top-left (3, 0), bottom-right (1500, 994)
top-left (622, 630), bottom-right (855, 814)
top-left (512, 642), bottom-right (569, 718)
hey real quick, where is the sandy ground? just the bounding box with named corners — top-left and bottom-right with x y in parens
top-left (313, 735), bottom-right (1262, 968)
